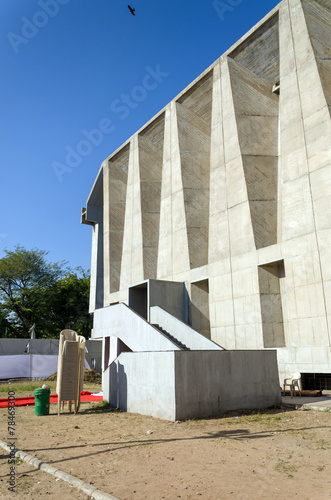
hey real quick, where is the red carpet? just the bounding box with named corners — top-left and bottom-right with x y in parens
top-left (0, 391), bottom-right (103, 408)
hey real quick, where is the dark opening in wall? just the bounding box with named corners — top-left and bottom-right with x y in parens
top-left (189, 279), bottom-right (210, 339)
top-left (258, 260), bottom-right (285, 348)
top-left (301, 373), bottom-right (331, 391)
top-left (128, 282), bottom-right (148, 320)
top-left (103, 337), bottom-right (110, 371)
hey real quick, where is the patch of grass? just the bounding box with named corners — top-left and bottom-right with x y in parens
top-left (82, 382), bottom-right (102, 393)
top-left (81, 400), bottom-right (119, 414)
top-left (239, 411), bottom-right (288, 426)
top-left (0, 380), bottom-right (101, 398)
top-left (317, 439), bottom-right (330, 450)
top-left (0, 381), bottom-right (56, 397)
top-left (275, 459), bottom-right (297, 477)
top-left (317, 465), bottom-right (325, 472)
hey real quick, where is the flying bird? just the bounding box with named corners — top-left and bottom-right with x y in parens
top-left (128, 5), bottom-right (135, 16)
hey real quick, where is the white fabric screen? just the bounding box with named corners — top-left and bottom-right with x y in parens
top-left (0, 355), bottom-right (89, 380)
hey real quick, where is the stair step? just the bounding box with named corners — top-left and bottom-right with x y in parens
top-left (152, 324), bottom-right (190, 350)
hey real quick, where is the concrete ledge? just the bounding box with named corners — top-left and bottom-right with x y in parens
top-left (0, 439), bottom-right (119, 500)
top-left (281, 394), bottom-right (331, 412)
top-left (302, 404), bottom-right (331, 412)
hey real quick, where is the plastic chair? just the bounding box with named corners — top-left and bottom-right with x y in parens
top-left (56, 330), bottom-right (86, 415)
top-left (283, 372), bottom-right (302, 398)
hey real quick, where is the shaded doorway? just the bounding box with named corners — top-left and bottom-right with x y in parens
top-left (128, 282), bottom-right (148, 320)
top-left (189, 279), bottom-right (210, 339)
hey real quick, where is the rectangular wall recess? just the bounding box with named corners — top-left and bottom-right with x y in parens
top-left (189, 279), bottom-right (210, 339)
top-left (258, 260), bottom-right (285, 348)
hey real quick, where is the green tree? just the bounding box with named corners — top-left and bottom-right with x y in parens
top-left (0, 245), bottom-right (92, 339)
top-left (45, 267), bottom-right (92, 338)
top-left (0, 309), bottom-right (16, 337)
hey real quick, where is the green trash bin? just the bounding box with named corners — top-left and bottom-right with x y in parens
top-left (34, 388), bottom-right (51, 416)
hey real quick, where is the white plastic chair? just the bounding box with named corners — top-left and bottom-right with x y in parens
top-left (56, 330), bottom-right (86, 415)
top-left (283, 372), bottom-right (302, 398)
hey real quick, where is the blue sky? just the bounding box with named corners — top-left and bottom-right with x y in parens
top-left (0, 0), bottom-right (280, 271)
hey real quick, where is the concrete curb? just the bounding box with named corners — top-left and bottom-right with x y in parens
top-left (302, 404), bottom-right (331, 412)
top-left (0, 439), bottom-right (119, 500)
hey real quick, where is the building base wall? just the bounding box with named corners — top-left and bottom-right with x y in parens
top-left (104, 350), bottom-right (281, 421)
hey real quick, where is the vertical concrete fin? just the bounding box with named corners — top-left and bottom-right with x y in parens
top-left (157, 103), bottom-right (190, 278)
top-left (291, 0), bottom-right (331, 174)
top-left (290, 0), bottom-right (331, 343)
top-left (90, 214), bottom-right (104, 312)
top-left (104, 145), bottom-right (129, 298)
top-left (103, 164), bottom-right (110, 305)
top-left (176, 96), bottom-right (211, 269)
top-left (170, 102), bottom-right (190, 276)
top-left (138, 113), bottom-right (165, 280)
top-left (221, 57), bottom-right (256, 256)
top-left (157, 106), bottom-right (173, 278)
top-left (209, 61), bottom-right (230, 263)
top-left (120, 136), bottom-right (144, 290)
top-left (300, 0), bottom-right (331, 111)
top-left (86, 167), bottom-right (104, 312)
top-left (208, 61), bottom-right (236, 350)
top-left (279, 0), bottom-right (315, 241)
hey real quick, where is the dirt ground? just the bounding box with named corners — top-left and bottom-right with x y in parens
top-left (1, 400), bottom-right (331, 500)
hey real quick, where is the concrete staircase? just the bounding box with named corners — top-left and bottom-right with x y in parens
top-left (149, 306), bottom-right (223, 351)
top-left (93, 302), bottom-right (224, 357)
top-left (151, 324), bottom-right (190, 350)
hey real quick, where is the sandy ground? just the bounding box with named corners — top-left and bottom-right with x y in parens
top-left (1, 401), bottom-right (331, 500)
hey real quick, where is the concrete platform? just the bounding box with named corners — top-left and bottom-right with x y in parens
top-left (281, 392), bottom-right (331, 411)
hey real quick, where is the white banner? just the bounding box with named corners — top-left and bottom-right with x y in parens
top-left (0, 355), bottom-right (89, 380)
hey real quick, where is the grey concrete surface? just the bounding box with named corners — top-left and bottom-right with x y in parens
top-left (174, 350), bottom-right (281, 420)
top-left (106, 351), bottom-right (177, 421)
top-left (94, 302), bottom-right (181, 352)
top-left (94, 302), bottom-right (183, 394)
top-left (149, 306), bottom-right (223, 350)
top-left (105, 350), bottom-right (281, 421)
top-left (83, 0), bottom-right (331, 387)
top-left (281, 392), bottom-right (331, 411)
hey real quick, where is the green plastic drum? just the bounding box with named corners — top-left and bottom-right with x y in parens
top-left (34, 388), bottom-right (50, 416)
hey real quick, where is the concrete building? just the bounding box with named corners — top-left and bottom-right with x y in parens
top-left (82, 0), bottom-right (331, 418)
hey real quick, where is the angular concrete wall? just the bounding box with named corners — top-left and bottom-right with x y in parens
top-left (149, 306), bottom-right (223, 351)
top-left (93, 303), bottom-right (181, 353)
top-left (105, 352), bottom-right (176, 421)
top-left (84, 0), bottom-right (331, 385)
top-left (174, 350), bottom-right (281, 420)
top-left (105, 350), bottom-right (281, 421)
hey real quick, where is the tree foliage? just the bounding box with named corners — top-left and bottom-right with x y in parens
top-left (45, 268), bottom-right (92, 338)
top-left (0, 245), bottom-right (92, 339)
